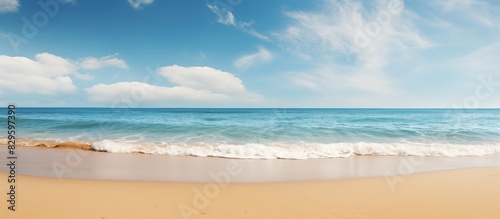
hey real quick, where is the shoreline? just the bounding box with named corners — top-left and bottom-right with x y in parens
top-left (1, 146), bottom-right (500, 182)
top-left (1, 146), bottom-right (500, 218)
top-left (1, 168), bottom-right (500, 218)
top-left (2, 137), bottom-right (500, 159)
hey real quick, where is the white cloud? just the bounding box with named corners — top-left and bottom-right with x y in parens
top-left (60, 0), bottom-right (76, 4)
top-left (286, 64), bottom-right (396, 95)
top-left (73, 72), bottom-right (95, 81)
top-left (287, 72), bottom-right (320, 90)
top-left (159, 65), bottom-right (247, 95)
top-left (0, 53), bottom-right (77, 95)
top-left (0, 0), bottom-right (19, 13)
top-left (128, 0), bottom-right (154, 9)
top-left (233, 47), bottom-right (273, 70)
top-left (79, 54), bottom-right (128, 70)
top-left (276, 0), bottom-right (431, 94)
top-left (0, 0), bottom-right (73, 13)
top-left (277, 0), bottom-right (430, 59)
top-left (423, 42), bottom-right (500, 78)
top-left (455, 42), bottom-right (500, 72)
top-left (439, 0), bottom-right (487, 12)
top-left (207, 4), bottom-right (269, 41)
top-left (207, 4), bottom-right (235, 26)
top-left (86, 65), bottom-right (261, 106)
top-left (86, 82), bottom-right (234, 104)
top-left (435, 0), bottom-right (499, 27)
top-left (0, 52), bottom-right (128, 95)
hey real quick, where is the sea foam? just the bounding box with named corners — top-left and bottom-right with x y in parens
top-left (2, 137), bottom-right (500, 159)
top-left (91, 140), bottom-right (500, 159)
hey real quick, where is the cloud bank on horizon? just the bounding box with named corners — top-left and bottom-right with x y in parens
top-left (0, 0), bottom-right (499, 107)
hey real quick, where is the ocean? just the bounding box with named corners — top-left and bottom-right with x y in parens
top-left (2, 108), bottom-right (500, 159)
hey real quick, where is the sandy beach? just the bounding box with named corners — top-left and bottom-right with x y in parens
top-left (1, 168), bottom-right (500, 218)
top-left (0, 147), bottom-right (499, 218)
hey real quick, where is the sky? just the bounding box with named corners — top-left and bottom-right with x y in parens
top-left (0, 0), bottom-right (499, 108)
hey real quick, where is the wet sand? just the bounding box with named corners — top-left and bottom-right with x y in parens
top-left (0, 147), bottom-right (500, 218)
top-left (1, 147), bottom-right (499, 182)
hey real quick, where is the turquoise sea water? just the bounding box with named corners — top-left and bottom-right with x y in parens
top-left (2, 108), bottom-right (500, 159)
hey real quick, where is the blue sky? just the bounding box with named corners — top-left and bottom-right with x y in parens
top-left (0, 0), bottom-right (499, 107)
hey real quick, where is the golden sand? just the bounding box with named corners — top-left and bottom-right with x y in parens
top-left (0, 138), bottom-right (95, 151)
top-left (1, 168), bottom-right (499, 219)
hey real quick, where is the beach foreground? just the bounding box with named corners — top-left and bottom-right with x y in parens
top-left (1, 168), bottom-right (500, 218)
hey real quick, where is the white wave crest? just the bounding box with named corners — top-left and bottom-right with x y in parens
top-left (91, 140), bottom-right (500, 159)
